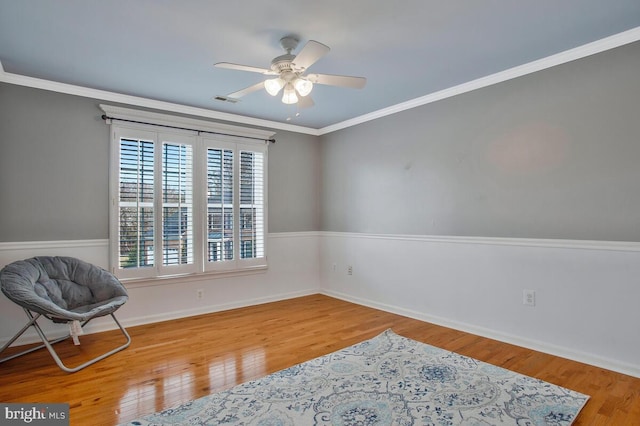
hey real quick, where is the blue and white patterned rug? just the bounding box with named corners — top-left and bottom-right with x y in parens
top-left (122, 329), bottom-right (589, 425)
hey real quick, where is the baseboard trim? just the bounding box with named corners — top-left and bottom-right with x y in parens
top-left (1, 289), bottom-right (318, 348)
top-left (5, 288), bottom-right (639, 378)
top-left (320, 289), bottom-right (640, 379)
top-left (121, 288), bottom-right (318, 329)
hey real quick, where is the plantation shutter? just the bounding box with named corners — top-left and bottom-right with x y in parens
top-left (108, 106), bottom-right (272, 280)
top-left (206, 146), bottom-right (235, 265)
top-left (204, 139), bottom-right (267, 271)
top-left (160, 138), bottom-right (195, 274)
top-left (239, 150), bottom-right (265, 262)
top-left (113, 129), bottom-right (198, 278)
top-left (117, 134), bottom-right (156, 275)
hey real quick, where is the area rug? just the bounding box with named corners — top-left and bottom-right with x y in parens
top-left (121, 329), bottom-right (589, 425)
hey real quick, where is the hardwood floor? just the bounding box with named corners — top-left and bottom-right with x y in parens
top-left (0, 294), bottom-right (638, 425)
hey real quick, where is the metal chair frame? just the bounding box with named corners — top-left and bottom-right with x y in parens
top-left (0, 307), bottom-right (131, 373)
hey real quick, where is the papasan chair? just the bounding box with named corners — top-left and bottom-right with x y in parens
top-left (0, 256), bottom-right (131, 372)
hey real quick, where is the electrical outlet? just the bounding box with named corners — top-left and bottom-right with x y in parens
top-left (522, 289), bottom-right (535, 306)
top-left (332, 263), bottom-right (337, 272)
top-left (347, 265), bottom-right (353, 275)
top-left (197, 289), bottom-right (204, 300)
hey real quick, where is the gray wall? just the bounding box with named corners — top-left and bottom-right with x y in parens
top-left (0, 84), bottom-right (110, 241)
top-left (0, 83), bottom-right (320, 241)
top-left (320, 41), bottom-right (640, 241)
top-left (267, 130), bottom-right (321, 232)
top-left (3, 40), bottom-right (639, 242)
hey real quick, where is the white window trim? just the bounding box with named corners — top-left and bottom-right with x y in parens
top-left (103, 105), bottom-right (273, 281)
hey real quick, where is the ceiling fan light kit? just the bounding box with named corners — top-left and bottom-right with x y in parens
top-left (264, 75), bottom-right (312, 101)
top-left (215, 35), bottom-right (366, 107)
top-left (282, 83), bottom-right (298, 104)
top-left (294, 78), bottom-right (313, 97)
top-left (264, 78), bottom-right (285, 96)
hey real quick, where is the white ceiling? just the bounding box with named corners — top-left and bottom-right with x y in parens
top-left (1, 1), bottom-right (639, 131)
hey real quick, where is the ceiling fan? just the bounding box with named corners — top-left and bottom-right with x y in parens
top-left (214, 36), bottom-right (366, 107)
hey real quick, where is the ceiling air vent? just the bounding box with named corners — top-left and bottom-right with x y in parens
top-left (213, 95), bottom-right (240, 103)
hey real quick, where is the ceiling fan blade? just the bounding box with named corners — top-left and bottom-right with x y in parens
top-left (291, 40), bottom-right (330, 72)
top-left (297, 95), bottom-right (315, 108)
top-left (214, 62), bottom-right (276, 75)
top-left (306, 73), bottom-right (366, 89)
top-left (226, 82), bottom-right (265, 99)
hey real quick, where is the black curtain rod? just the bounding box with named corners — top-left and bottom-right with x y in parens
top-left (101, 115), bottom-right (276, 144)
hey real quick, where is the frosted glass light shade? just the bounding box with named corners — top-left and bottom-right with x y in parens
top-left (282, 84), bottom-right (298, 104)
top-left (264, 78), bottom-right (284, 96)
top-left (294, 78), bottom-right (313, 97)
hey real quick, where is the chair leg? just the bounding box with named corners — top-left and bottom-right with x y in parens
top-left (0, 308), bottom-right (131, 373)
top-left (0, 311), bottom-right (68, 363)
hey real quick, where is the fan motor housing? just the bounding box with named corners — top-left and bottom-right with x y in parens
top-left (271, 54), bottom-right (296, 73)
top-left (270, 36), bottom-right (300, 75)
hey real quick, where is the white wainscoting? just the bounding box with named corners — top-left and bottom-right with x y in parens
top-left (319, 232), bottom-right (640, 378)
top-left (0, 232), bottom-right (320, 347)
top-left (3, 232), bottom-right (639, 378)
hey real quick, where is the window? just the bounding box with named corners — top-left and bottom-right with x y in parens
top-left (203, 138), bottom-right (266, 272)
top-left (106, 106), bottom-right (271, 280)
top-left (117, 135), bottom-right (155, 271)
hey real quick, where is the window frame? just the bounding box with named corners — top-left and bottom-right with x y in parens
top-left (202, 137), bottom-right (267, 273)
top-left (105, 105), bottom-right (272, 281)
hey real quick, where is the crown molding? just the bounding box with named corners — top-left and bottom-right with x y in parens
top-left (318, 26), bottom-right (640, 135)
top-left (0, 66), bottom-right (320, 136)
top-left (1, 27), bottom-right (638, 136)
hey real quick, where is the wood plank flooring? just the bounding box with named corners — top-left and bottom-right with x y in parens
top-left (0, 294), bottom-right (638, 425)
